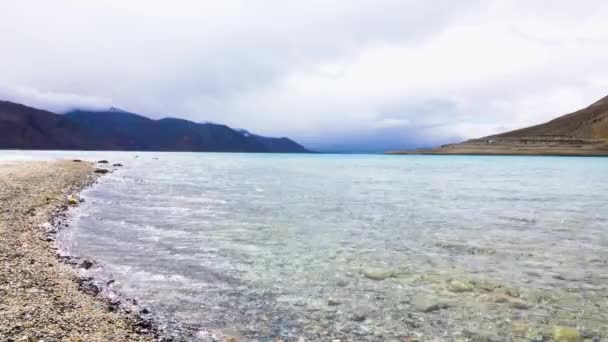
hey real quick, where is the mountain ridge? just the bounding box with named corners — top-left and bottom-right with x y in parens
top-left (0, 100), bottom-right (310, 153)
top-left (390, 95), bottom-right (608, 156)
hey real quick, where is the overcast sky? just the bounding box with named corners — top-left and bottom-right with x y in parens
top-left (2, 1), bottom-right (608, 151)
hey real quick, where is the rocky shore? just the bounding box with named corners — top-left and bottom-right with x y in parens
top-left (0, 160), bottom-right (155, 341)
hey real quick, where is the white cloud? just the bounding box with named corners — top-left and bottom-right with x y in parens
top-left (0, 84), bottom-right (111, 113)
top-left (1, 0), bottom-right (608, 151)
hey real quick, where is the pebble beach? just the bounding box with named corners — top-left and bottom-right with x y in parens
top-left (0, 160), bottom-right (152, 341)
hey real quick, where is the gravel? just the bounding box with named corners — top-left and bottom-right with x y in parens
top-left (0, 160), bottom-right (154, 341)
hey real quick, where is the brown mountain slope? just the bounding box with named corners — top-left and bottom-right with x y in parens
top-left (492, 95), bottom-right (608, 140)
top-left (390, 95), bottom-right (608, 156)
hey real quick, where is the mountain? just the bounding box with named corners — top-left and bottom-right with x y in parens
top-left (65, 109), bottom-right (310, 153)
top-left (0, 101), bottom-right (310, 153)
top-left (0, 101), bottom-right (102, 150)
top-left (391, 95), bottom-right (608, 156)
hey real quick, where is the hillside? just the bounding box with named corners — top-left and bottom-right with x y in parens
top-left (0, 101), bottom-right (102, 150)
top-left (0, 101), bottom-right (310, 153)
top-left (391, 95), bottom-right (608, 156)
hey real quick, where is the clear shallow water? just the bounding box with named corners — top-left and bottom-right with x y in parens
top-left (3, 151), bottom-right (608, 340)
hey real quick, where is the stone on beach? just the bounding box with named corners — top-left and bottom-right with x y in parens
top-left (67, 196), bottom-right (78, 206)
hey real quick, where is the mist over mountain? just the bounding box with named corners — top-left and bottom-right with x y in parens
top-left (0, 101), bottom-right (310, 153)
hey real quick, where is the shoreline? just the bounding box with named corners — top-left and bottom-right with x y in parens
top-left (0, 160), bottom-right (161, 341)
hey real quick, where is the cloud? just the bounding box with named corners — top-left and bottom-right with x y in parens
top-left (0, 84), bottom-right (111, 113)
top-left (1, 0), bottom-right (608, 151)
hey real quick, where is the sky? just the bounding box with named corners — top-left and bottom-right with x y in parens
top-left (1, 1), bottom-right (608, 152)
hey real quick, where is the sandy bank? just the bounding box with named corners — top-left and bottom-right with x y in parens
top-left (0, 160), bottom-right (153, 341)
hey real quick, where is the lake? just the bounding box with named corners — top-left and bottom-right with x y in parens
top-left (3, 151), bottom-right (607, 341)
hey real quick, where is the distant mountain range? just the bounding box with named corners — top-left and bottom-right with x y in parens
top-left (0, 100), bottom-right (310, 153)
top-left (391, 95), bottom-right (608, 156)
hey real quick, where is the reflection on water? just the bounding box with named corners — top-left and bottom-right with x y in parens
top-left (60, 153), bottom-right (607, 341)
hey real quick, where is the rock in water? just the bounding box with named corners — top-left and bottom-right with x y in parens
top-left (350, 312), bottom-right (366, 322)
top-left (463, 329), bottom-right (505, 342)
top-left (411, 294), bottom-right (448, 312)
top-left (97, 160), bottom-right (109, 164)
top-left (553, 326), bottom-right (582, 342)
top-left (327, 298), bottom-right (341, 306)
top-left (113, 163), bottom-right (123, 167)
top-left (508, 297), bottom-right (530, 310)
top-left (448, 279), bottom-right (473, 293)
top-left (94, 169), bottom-right (110, 174)
top-left (79, 260), bottom-right (94, 270)
top-left (362, 267), bottom-right (394, 280)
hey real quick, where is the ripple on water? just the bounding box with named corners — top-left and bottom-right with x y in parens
top-left (63, 153), bottom-right (608, 341)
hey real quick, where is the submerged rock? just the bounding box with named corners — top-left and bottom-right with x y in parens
top-left (411, 294), bottom-right (448, 313)
top-left (335, 279), bottom-right (348, 287)
top-left (79, 260), bottom-right (94, 270)
top-left (113, 163), bottom-right (123, 167)
top-left (448, 279), bottom-right (473, 293)
top-left (462, 329), bottom-right (505, 342)
top-left (508, 297), bottom-right (530, 310)
top-left (327, 298), bottom-right (341, 306)
top-left (552, 326), bottom-right (582, 342)
top-left (472, 279), bottom-right (500, 292)
top-left (510, 321), bottom-right (531, 337)
top-left (361, 267), bottom-right (394, 281)
top-left (94, 169), bottom-right (110, 174)
top-left (97, 160), bottom-right (109, 164)
top-left (349, 310), bottom-right (366, 322)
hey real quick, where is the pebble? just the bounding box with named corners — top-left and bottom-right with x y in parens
top-left (361, 267), bottom-right (394, 281)
top-left (78, 260), bottom-right (94, 270)
top-left (335, 279), bottom-right (348, 287)
top-left (67, 196), bottom-right (78, 206)
top-left (350, 312), bottom-right (366, 322)
top-left (462, 329), bottom-right (505, 342)
top-left (552, 326), bottom-right (582, 342)
top-left (508, 298), bottom-right (530, 310)
top-left (327, 298), bottom-right (341, 306)
top-left (448, 279), bottom-right (473, 293)
top-left (411, 294), bottom-right (448, 313)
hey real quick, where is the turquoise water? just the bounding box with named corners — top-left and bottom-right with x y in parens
top-left (3, 151), bottom-right (608, 340)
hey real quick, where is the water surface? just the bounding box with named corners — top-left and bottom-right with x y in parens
top-left (5, 151), bottom-right (608, 340)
